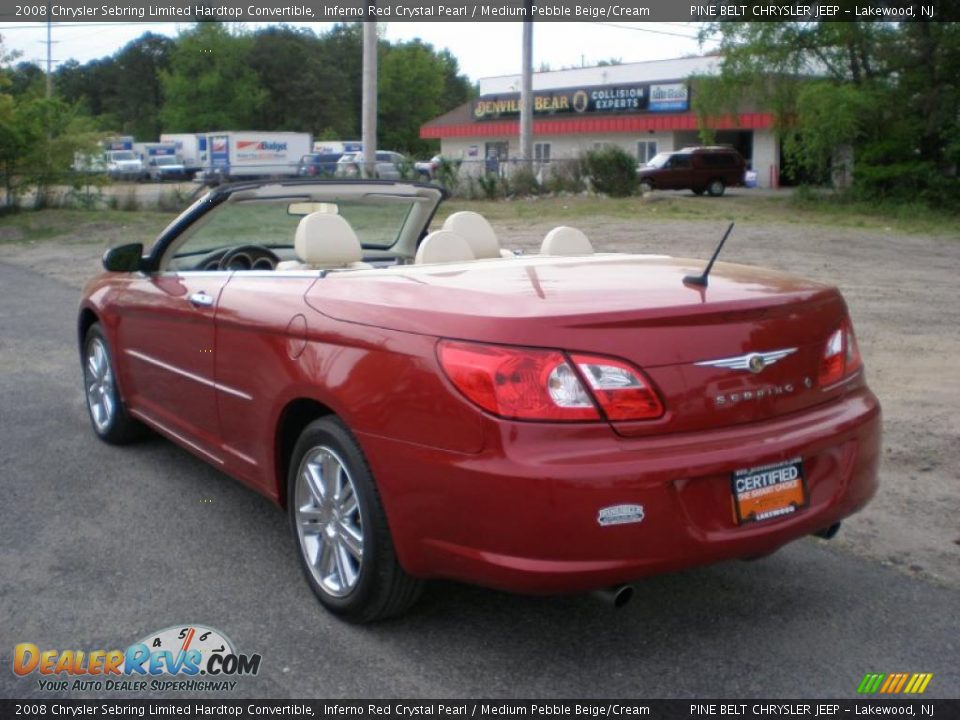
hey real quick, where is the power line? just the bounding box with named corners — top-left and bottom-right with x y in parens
top-left (0, 22), bottom-right (153, 30)
top-left (591, 22), bottom-right (709, 40)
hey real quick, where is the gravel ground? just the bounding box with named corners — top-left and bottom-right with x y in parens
top-left (1, 206), bottom-right (957, 590)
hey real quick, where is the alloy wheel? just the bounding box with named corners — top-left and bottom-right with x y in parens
top-left (84, 337), bottom-right (115, 433)
top-left (294, 446), bottom-right (364, 597)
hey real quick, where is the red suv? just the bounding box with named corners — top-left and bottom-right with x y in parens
top-left (638, 146), bottom-right (746, 196)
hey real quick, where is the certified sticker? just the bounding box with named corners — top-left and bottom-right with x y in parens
top-left (597, 504), bottom-right (645, 526)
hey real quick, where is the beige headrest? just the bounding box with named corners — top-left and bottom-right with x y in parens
top-left (442, 211), bottom-right (500, 259)
top-left (294, 212), bottom-right (362, 267)
top-left (415, 230), bottom-right (476, 264)
top-left (540, 226), bottom-right (594, 256)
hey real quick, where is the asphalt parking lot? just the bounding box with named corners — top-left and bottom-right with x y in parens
top-left (0, 258), bottom-right (958, 700)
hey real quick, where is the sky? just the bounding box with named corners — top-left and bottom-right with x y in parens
top-left (0, 21), bottom-right (718, 81)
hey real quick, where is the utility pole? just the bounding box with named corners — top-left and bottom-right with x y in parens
top-left (519, 2), bottom-right (534, 168)
top-left (45, 3), bottom-right (53, 98)
top-left (361, 18), bottom-right (378, 179)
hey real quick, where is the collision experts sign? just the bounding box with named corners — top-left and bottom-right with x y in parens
top-left (472, 82), bottom-right (689, 119)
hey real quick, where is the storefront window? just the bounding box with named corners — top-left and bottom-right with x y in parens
top-left (637, 141), bottom-right (658, 164)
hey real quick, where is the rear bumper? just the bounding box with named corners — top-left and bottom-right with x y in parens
top-left (359, 387), bottom-right (881, 594)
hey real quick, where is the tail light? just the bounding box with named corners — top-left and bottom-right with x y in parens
top-left (818, 318), bottom-right (863, 388)
top-left (437, 340), bottom-right (664, 422)
top-left (568, 354), bottom-right (664, 420)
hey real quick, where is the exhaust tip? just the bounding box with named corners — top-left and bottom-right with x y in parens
top-left (612, 585), bottom-right (634, 609)
top-left (592, 584), bottom-right (634, 609)
top-left (814, 522), bottom-right (842, 540)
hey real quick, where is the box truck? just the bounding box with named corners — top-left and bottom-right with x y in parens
top-left (198, 132), bottom-right (312, 184)
top-left (312, 140), bottom-right (362, 154)
top-left (101, 137), bottom-right (144, 181)
top-left (134, 142), bottom-right (188, 182)
top-left (159, 133), bottom-right (209, 177)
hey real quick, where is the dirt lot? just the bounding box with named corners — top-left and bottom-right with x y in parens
top-left (1, 195), bottom-right (958, 589)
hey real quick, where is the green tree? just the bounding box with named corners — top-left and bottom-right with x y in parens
top-left (248, 25), bottom-right (357, 137)
top-left (694, 15), bottom-right (960, 204)
top-left (0, 35), bottom-right (101, 208)
top-left (17, 96), bottom-right (100, 208)
top-left (320, 23), bottom-right (364, 137)
top-left (160, 23), bottom-right (266, 131)
top-left (112, 33), bottom-right (173, 139)
top-left (379, 39), bottom-right (471, 156)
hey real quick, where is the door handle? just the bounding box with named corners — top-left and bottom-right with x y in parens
top-left (189, 291), bottom-right (214, 308)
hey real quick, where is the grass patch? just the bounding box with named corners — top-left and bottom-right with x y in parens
top-left (0, 209), bottom-right (173, 246)
top-left (437, 192), bottom-right (960, 237)
top-left (1, 192), bottom-right (957, 250)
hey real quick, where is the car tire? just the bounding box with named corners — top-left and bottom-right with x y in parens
top-left (288, 416), bottom-right (424, 622)
top-left (707, 179), bottom-right (726, 197)
top-left (638, 180), bottom-right (654, 195)
top-left (82, 323), bottom-right (148, 445)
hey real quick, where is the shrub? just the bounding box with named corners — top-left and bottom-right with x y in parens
top-left (434, 158), bottom-right (461, 193)
top-left (543, 160), bottom-right (586, 194)
top-left (581, 146), bottom-right (638, 197)
top-left (477, 173), bottom-right (499, 200)
top-left (64, 186), bottom-right (105, 210)
top-left (851, 159), bottom-right (960, 209)
top-left (395, 157), bottom-right (415, 181)
top-left (157, 188), bottom-right (189, 212)
top-left (115, 187), bottom-right (140, 212)
top-left (509, 166), bottom-right (541, 197)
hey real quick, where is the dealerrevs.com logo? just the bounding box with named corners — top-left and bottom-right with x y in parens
top-left (13, 624), bottom-right (262, 693)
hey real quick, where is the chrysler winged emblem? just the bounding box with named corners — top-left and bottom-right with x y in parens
top-left (695, 348), bottom-right (797, 374)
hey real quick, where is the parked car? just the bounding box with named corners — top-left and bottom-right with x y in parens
top-left (638, 146), bottom-right (746, 196)
top-left (298, 153), bottom-right (343, 178)
top-left (79, 179), bottom-right (880, 622)
top-left (147, 155), bottom-right (189, 182)
top-left (415, 154), bottom-right (443, 180)
top-left (335, 151), bottom-right (408, 180)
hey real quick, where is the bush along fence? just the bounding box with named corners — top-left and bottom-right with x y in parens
top-left (422, 147), bottom-right (639, 200)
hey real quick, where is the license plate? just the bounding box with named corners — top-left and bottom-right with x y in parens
top-left (731, 457), bottom-right (807, 525)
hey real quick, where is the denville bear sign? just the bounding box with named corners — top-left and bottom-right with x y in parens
top-left (472, 82), bottom-right (689, 119)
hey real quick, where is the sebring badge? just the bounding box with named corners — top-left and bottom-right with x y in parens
top-left (695, 348), bottom-right (797, 374)
top-left (597, 504), bottom-right (645, 526)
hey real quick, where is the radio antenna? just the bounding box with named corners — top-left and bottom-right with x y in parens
top-left (683, 222), bottom-right (735, 288)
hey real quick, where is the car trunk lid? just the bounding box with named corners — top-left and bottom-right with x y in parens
top-left (307, 255), bottom-right (849, 435)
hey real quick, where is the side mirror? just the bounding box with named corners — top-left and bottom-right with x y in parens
top-left (102, 243), bottom-right (144, 273)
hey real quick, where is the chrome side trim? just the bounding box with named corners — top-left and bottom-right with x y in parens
top-left (223, 444), bottom-right (258, 467)
top-left (125, 349), bottom-right (253, 401)
top-left (128, 408), bottom-right (225, 466)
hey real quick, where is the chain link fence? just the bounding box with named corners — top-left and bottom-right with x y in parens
top-left (0, 169), bottom-right (204, 212)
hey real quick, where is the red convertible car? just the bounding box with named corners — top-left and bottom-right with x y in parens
top-left (79, 180), bottom-right (881, 621)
